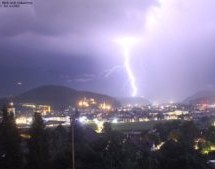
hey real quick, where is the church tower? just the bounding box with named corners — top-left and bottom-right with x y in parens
top-left (7, 100), bottom-right (16, 117)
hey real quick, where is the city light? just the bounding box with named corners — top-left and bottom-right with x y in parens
top-left (16, 116), bottom-right (33, 125)
top-left (78, 98), bottom-right (97, 108)
top-left (78, 100), bottom-right (89, 107)
top-left (202, 145), bottom-right (215, 154)
top-left (99, 102), bottom-right (111, 110)
top-left (78, 116), bottom-right (88, 124)
top-left (93, 118), bottom-right (104, 133)
top-left (115, 37), bottom-right (138, 97)
top-left (112, 118), bottom-right (118, 123)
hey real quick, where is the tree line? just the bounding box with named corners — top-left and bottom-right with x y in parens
top-left (0, 107), bottom-right (214, 169)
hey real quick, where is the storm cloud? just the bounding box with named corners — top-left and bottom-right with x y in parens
top-left (0, 0), bottom-right (215, 102)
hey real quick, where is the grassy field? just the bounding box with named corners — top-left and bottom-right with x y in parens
top-left (111, 121), bottom-right (167, 131)
top-left (86, 120), bottom-right (171, 132)
top-left (85, 122), bottom-right (98, 131)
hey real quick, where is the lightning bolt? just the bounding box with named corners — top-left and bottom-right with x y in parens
top-left (114, 37), bottom-right (138, 97)
top-left (123, 47), bottom-right (137, 97)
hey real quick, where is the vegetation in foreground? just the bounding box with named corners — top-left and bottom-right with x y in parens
top-left (0, 107), bottom-right (215, 169)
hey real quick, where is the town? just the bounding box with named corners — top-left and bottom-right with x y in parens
top-left (2, 97), bottom-right (215, 132)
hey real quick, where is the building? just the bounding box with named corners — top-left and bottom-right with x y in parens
top-left (7, 101), bottom-right (16, 117)
top-left (19, 103), bottom-right (51, 116)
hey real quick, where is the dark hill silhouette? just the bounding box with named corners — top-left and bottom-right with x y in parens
top-left (15, 85), bottom-right (120, 110)
top-left (184, 90), bottom-right (215, 104)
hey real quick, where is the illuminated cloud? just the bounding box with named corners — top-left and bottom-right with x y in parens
top-left (0, 0), bottom-right (215, 101)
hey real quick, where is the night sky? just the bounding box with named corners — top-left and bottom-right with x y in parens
top-left (1, 0), bottom-right (215, 102)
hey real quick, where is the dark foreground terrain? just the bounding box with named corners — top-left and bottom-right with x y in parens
top-left (0, 107), bottom-right (215, 169)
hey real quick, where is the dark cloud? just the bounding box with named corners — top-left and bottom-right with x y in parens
top-left (1, 0), bottom-right (215, 102)
top-left (0, 0), bottom-right (157, 36)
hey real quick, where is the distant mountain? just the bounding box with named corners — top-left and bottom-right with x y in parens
top-left (14, 85), bottom-right (120, 110)
top-left (184, 90), bottom-right (215, 104)
top-left (118, 97), bottom-right (151, 106)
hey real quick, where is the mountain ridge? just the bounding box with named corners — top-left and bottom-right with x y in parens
top-left (14, 85), bottom-right (120, 110)
top-left (184, 90), bottom-right (215, 104)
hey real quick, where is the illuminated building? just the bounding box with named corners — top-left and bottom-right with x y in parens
top-left (16, 116), bottom-right (33, 126)
top-left (7, 101), bottom-right (16, 116)
top-left (163, 110), bottom-right (189, 120)
top-left (78, 97), bottom-right (97, 108)
top-left (99, 102), bottom-right (111, 111)
top-left (89, 98), bottom-right (97, 105)
top-left (21, 103), bottom-right (37, 113)
top-left (22, 103), bottom-right (36, 108)
top-left (77, 97), bottom-right (113, 115)
top-left (20, 103), bottom-right (51, 116)
top-left (15, 115), bottom-right (70, 128)
top-left (37, 105), bottom-right (51, 116)
top-left (43, 115), bottom-right (70, 127)
top-left (78, 98), bottom-right (89, 108)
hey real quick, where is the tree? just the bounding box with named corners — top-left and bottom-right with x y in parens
top-left (159, 139), bottom-right (209, 169)
top-left (154, 120), bottom-right (181, 141)
top-left (0, 107), bottom-right (22, 169)
top-left (49, 125), bottom-right (68, 156)
top-left (49, 125), bottom-right (70, 169)
top-left (101, 122), bottom-right (134, 169)
top-left (204, 126), bottom-right (215, 143)
top-left (102, 122), bottom-right (112, 135)
top-left (27, 112), bottom-right (50, 169)
top-left (179, 121), bottom-right (199, 145)
top-left (136, 151), bottom-right (159, 169)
